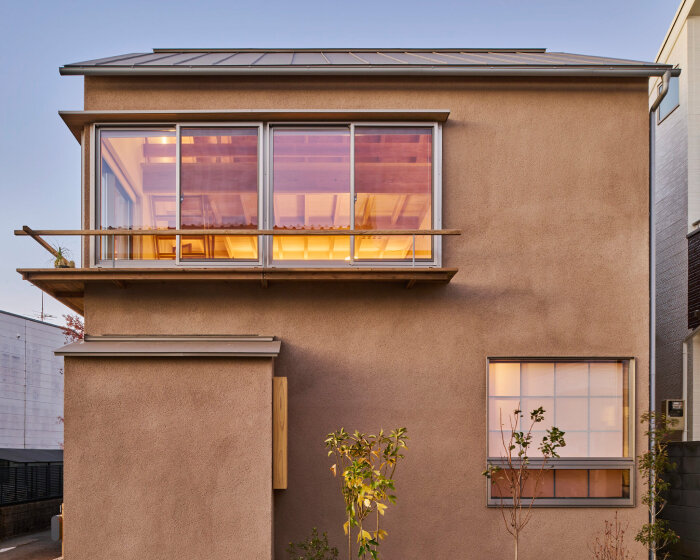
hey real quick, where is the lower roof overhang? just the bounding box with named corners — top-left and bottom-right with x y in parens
top-left (56, 335), bottom-right (281, 357)
top-left (18, 267), bottom-right (458, 315)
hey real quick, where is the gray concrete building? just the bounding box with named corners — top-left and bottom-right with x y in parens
top-left (652, 0), bottom-right (700, 441)
top-left (0, 311), bottom-right (64, 449)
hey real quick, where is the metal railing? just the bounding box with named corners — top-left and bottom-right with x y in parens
top-left (0, 463), bottom-right (63, 506)
top-left (15, 226), bottom-right (461, 267)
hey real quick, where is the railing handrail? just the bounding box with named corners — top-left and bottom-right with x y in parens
top-left (15, 227), bottom-right (461, 237)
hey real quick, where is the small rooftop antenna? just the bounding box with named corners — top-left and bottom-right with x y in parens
top-left (33, 291), bottom-right (56, 322)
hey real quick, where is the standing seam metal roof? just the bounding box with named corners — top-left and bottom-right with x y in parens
top-left (60, 48), bottom-right (677, 77)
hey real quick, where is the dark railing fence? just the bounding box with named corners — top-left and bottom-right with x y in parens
top-left (662, 442), bottom-right (700, 560)
top-left (0, 463), bottom-right (63, 506)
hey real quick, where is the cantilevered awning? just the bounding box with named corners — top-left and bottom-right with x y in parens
top-left (56, 335), bottom-right (281, 358)
top-left (18, 267), bottom-right (458, 315)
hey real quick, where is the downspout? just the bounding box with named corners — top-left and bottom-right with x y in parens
top-left (648, 68), bottom-right (671, 560)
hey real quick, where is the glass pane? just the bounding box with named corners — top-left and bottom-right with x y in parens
top-left (99, 129), bottom-right (176, 260)
top-left (521, 398), bottom-right (554, 431)
top-left (521, 363), bottom-right (554, 396)
top-left (272, 128), bottom-right (350, 261)
top-left (489, 398), bottom-right (521, 435)
top-left (554, 397), bottom-right (588, 431)
top-left (590, 398), bottom-right (623, 431)
top-left (555, 362), bottom-right (589, 396)
top-left (589, 431), bottom-right (623, 457)
top-left (557, 431), bottom-right (589, 457)
top-left (491, 469), bottom-right (554, 498)
top-left (354, 127), bottom-right (432, 260)
top-left (590, 469), bottom-right (629, 498)
top-left (589, 362), bottom-right (623, 397)
top-left (180, 128), bottom-right (258, 260)
top-left (554, 470), bottom-right (588, 498)
top-left (489, 362), bottom-right (520, 396)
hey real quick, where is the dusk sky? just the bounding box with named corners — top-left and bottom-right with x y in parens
top-left (0, 0), bottom-right (681, 325)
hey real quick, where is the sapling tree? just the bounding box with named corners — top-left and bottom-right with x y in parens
top-left (325, 428), bottom-right (408, 560)
top-left (635, 412), bottom-right (679, 560)
top-left (482, 407), bottom-right (565, 560)
top-left (287, 528), bottom-right (338, 560)
top-left (590, 511), bottom-right (633, 560)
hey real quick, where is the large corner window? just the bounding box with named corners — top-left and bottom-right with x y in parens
top-left (95, 122), bottom-right (440, 267)
top-left (487, 358), bottom-right (634, 506)
top-left (99, 129), bottom-right (177, 260)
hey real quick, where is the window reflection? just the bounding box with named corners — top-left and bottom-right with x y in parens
top-left (354, 127), bottom-right (432, 260)
top-left (180, 128), bottom-right (258, 260)
top-left (272, 129), bottom-right (350, 261)
top-left (99, 129), bottom-right (176, 260)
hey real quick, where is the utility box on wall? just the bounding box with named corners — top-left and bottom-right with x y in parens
top-left (663, 399), bottom-right (685, 431)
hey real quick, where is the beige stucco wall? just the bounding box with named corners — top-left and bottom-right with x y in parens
top-left (73, 75), bottom-right (650, 559)
top-left (63, 356), bottom-right (274, 560)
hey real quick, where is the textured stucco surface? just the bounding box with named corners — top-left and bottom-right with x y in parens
top-left (73, 75), bottom-right (651, 560)
top-left (63, 357), bottom-right (273, 560)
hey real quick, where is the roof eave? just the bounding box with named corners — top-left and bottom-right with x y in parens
top-left (60, 65), bottom-right (680, 78)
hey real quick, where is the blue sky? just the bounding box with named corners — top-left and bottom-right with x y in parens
top-left (0, 0), bottom-right (681, 324)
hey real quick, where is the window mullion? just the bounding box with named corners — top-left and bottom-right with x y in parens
top-left (350, 123), bottom-right (355, 265)
top-left (175, 124), bottom-right (181, 266)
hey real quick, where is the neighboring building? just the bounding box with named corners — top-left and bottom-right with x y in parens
top-left (17, 49), bottom-right (674, 559)
top-left (0, 311), bottom-right (64, 450)
top-left (651, 0), bottom-right (700, 442)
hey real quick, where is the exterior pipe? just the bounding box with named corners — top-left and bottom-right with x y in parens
top-left (58, 66), bottom-right (681, 78)
top-left (648, 68), bottom-right (671, 560)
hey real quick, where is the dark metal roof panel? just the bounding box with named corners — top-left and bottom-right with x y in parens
top-left (60, 48), bottom-right (676, 76)
top-left (291, 52), bottom-right (329, 65)
top-left (0, 449), bottom-right (63, 463)
top-left (322, 51), bottom-right (366, 64)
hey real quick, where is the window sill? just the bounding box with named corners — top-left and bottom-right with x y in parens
top-left (17, 267), bottom-right (458, 314)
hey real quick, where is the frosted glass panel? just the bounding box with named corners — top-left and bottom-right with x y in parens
top-left (555, 363), bottom-right (588, 396)
top-left (487, 360), bottom-right (629, 460)
top-left (589, 362), bottom-right (623, 397)
top-left (557, 432), bottom-right (588, 457)
top-left (555, 397), bottom-right (588, 431)
top-left (590, 432), bottom-right (623, 457)
top-left (489, 362), bottom-right (520, 396)
top-left (489, 398), bottom-right (520, 430)
top-left (590, 398), bottom-right (622, 431)
top-left (521, 398), bottom-right (554, 431)
top-left (521, 362), bottom-right (554, 396)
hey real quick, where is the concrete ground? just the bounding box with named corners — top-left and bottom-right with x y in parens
top-left (0, 531), bottom-right (61, 560)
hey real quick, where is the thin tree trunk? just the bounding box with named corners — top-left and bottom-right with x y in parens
top-left (348, 516), bottom-right (352, 560)
top-left (514, 532), bottom-right (518, 560)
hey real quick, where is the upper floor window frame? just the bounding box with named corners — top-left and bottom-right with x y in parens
top-left (91, 121), bottom-right (443, 268)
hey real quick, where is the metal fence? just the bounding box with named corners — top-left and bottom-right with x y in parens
top-left (0, 463), bottom-right (63, 506)
top-left (662, 442), bottom-right (700, 560)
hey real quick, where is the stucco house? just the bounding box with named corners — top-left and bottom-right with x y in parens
top-left (16, 48), bottom-right (676, 559)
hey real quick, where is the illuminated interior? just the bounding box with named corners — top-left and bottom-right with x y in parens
top-left (272, 128), bottom-right (350, 261)
top-left (100, 129), bottom-right (177, 260)
top-left (181, 128), bottom-right (258, 260)
top-left (354, 127), bottom-right (432, 260)
top-left (98, 124), bottom-right (435, 263)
